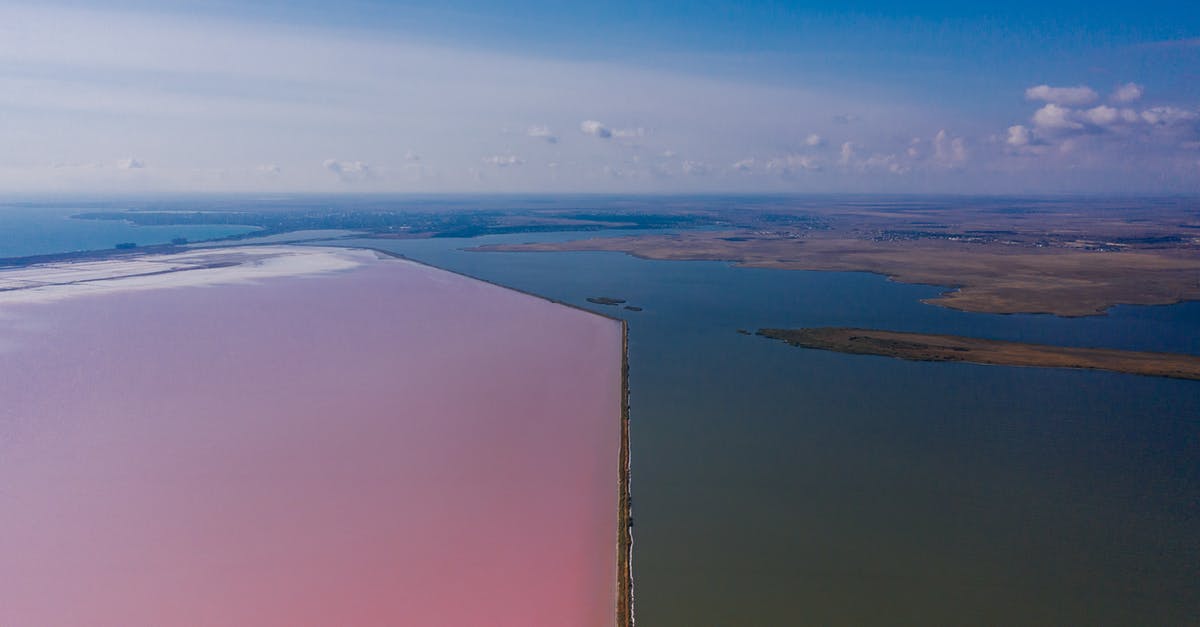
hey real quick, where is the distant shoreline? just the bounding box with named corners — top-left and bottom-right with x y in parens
top-left (758, 327), bottom-right (1200, 381)
top-left (466, 198), bottom-right (1200, 318)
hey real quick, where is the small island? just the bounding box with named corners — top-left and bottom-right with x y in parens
top-left (757, 327), bottom-right (1200, 381)
top-left (587, 296), bottom-right (626, 306)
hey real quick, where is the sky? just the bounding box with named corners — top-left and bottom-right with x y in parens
top-left (1, 1), bottom-right (1199, 194)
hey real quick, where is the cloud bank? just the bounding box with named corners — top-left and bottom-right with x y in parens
top-left (0, 5), bottom-right (1195, 193)
top-left (323, 160), bottom-right (372, 182)
top-left (1025, 85), bottom-right (1099, 106)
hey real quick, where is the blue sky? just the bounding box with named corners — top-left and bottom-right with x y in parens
top-left (2, 1), bottom-right (1198, 192)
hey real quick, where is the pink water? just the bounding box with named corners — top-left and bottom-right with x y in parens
top-left (0, 253), bottom-right (622, 626)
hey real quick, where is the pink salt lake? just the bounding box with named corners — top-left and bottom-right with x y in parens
top-left (0, 247), bottom-right (622, 627)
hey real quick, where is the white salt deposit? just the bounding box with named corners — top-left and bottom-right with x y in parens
top-left (0, 246), bottom-right (374, 306)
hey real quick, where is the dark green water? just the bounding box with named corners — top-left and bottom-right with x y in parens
top-left (343, 233), bottom-right (1200, 626)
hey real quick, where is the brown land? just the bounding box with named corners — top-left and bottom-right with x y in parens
top-left (471, 199), bottom-right (1200, 316)
top-left (757, 327), bottom-right (1200, 381)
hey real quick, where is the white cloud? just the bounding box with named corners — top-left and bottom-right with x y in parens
top-left (1032, 104), bottom-right (1083, 130)
top-left (839, 142), bottom-right (855, 165)
top-left (681, 160), bottom-right (710, 176)
top-left (1083, 105), bottom-right (1120, 126)
top-left (1019, 91), bottom-right (1195, 144)
top-left (322, 159), bottom-right (371, 181)
top-left (580, 120), bottom-right (612, 138)
top-left (933, 130), bottom-right (967, 165)
top-left (527, 125), bottom-right (558, 143)
top-left (1141, 106), bottom-right (1198, 126)
top-left (117, 157), bottom-right (145, 169)
top-left (766, 154), bottom-right (823, 173)
top-left (730, 153), bottom-right (826, 175)
top-left (3, 5), bottom-right (907, 193)
top-left (952, 139), bottom-right (967, 162)
top-left (482, 154), bottom-right (524, 167)
top-left (1025, 84), bottom-right (1099, 106)
top-left (998, 81), bottom-right (1200, 185)
top-left (6, 5), bottom-right (1195, 193)
top-left (862, 153), bottom-right (909, 174)
top-left (579, 120), bottom-right (644, 141)
top-left (601, 165), bottom-right (626, 178)
top-left (1111, 83), bottom-right (1144, 104)
top-left (1006, 125), bottom-right (1031, 146)
top-left (51, 160), bottom-right (104, 169)
top-left (256, 163), bottom-right (281, 175)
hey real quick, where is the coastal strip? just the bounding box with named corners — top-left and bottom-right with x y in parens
top-left (617, 321), bottom-right (634, 627)
top-left (758, 327), bottom-right (1200, 381)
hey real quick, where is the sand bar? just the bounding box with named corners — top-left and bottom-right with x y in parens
top-left (759, 327), bottom-right (1200, 380)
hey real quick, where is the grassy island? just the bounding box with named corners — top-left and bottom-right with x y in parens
top-left (758, 327), bottom-right (1200, 381)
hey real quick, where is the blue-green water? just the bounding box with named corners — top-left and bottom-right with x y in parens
top-left (4, 199), bottom-right (1198, 625)
top-left (0, 205), bottom-right (257, 258)
top-left (343, 233), bottom-right (1200, 626)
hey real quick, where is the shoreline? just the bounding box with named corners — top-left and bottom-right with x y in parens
top-left (617, 321), bottom-right (633, 627)
top-left (469, 230), bottom-right (1200, 318)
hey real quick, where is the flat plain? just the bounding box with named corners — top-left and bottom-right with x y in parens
top-left (472, 197), bottom-right (1200, 317)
